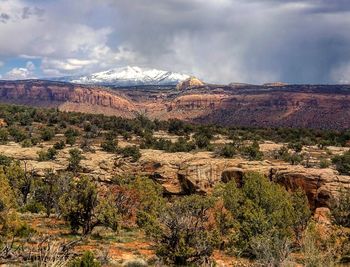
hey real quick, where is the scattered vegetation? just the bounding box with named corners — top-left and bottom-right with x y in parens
top-left (332, 150), bottom-right (350, 175)
top-left (0, 103), bottom-right (350, 265)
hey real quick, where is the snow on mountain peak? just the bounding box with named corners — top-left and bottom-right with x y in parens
top-left (64, 66), bottom-right (190, 86)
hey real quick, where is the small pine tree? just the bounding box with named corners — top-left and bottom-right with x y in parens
top-left (67, 149), bottom-right (84, 173)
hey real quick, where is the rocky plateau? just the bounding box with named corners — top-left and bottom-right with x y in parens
top-left (0, 140), bottom-right (348, 211)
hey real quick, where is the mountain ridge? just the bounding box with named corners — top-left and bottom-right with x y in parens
top-left (51, 66), bottom-right (190, 87)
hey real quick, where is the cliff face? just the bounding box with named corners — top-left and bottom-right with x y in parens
top-left (1, 80), bottom-right (350, 129)
top-left (0, 80), bottom-right (137, 117)
top-left (194, 91), bottom-right (350, 129)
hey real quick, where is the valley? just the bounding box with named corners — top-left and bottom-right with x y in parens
top-left (1, 79), bottom-right (350, 129)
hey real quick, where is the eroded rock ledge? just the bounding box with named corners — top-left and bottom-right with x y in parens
top-left (0, 142), bottom-right (348, 210)
top-left (139, 150), bottom-right (348, 209)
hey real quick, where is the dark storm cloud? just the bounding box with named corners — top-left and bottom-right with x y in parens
top-left (0, 13), bottom-right (10, 23)
top-left (100, 0), bottom-right (350, 84)
top-left (2, 0), bottom-right (350, 83)
top-left (21, 7), bottom-right (45, 19)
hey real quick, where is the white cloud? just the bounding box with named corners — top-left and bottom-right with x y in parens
top-left (0, 0), bottom-right (131, 76)
top-left (0, 61), bottom-right (4, 68)
top-left (40, 45), bottom-right (141, 76)
top-left (3, 61), bottom-right (36, 80)
top-left (3, 68), bottom-right (33, 80)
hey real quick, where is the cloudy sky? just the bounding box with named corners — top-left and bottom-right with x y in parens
top-left (0, 0), bottom-right (350, 84)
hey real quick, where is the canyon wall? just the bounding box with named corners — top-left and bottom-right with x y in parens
top-left (1, 80), bottom-right (350, 129)
top-left (0, 80), bottom-right (137, 117)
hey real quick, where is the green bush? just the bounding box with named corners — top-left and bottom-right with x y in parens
top-left (168, 119), bottom-right (192, 135)
top-left (70, 251), bottom-right (101, 267)
top-left (168, 137), bottom-right (195, 152)
top-left (60, 176), bottom-right (99, 234)
top-left (66, 135), bottom-right (77, 146)
top-left (241, 141), bottom-right (263, 160)
top-left (37, 147), bottom-right (58, 161)
top-left (67, 149), bottom-right (84, 172)
top-left (0, 155), bottom-right (12, 166)
top-left (319, 158), bottom-right (331, 168)
top-left (154, 195), bottom-right (217, 265)
top-left (53, 140), bottom-right (65, 150)
top-left (291, 189), bottom-right (311, 245)
top-left (101, 138), bottom-right (118, 153)
top-left (21, 200), bottom-right (44, 214)
top-left (65, 128), bottom-right (79, 146)
top-left (60, 176), bottom-right (119, 235)
top-left (40, 127), bottom-right (55, 141)
top-left (80, 138), bottom-right (95, 153)
top-left (30, 137), bottom-right (40, 146)
top-left (287, 152), bottom-right (304, 165)
top-left (34, 170), bottom-right (70, 217)
top-left (3, 162), bottom-right (32, 205)
top-left (332, 188), bottom-right (350, 227)
top-left (302, 222), bottom-right (337, 267)
top-left (119, 146), bottom-right (141, 162)
top-left (288, 142), bottom-right (303, 153)
top-left (276, 146), bottom-right (289, 159)
top-left (221, 172), bottom-right (311, 255)
top-left (0, 128), bottom-right (9, 143)
top-left (194, 134), bottom-right (210, 149)
top-left (219, 143), bottom-right (237, 158)
top-left (21, 139), bottom-right (33, 148)
top-left (332, 151), bottom-right (350, 175)
top-left (9, 126), bottom-right (27, 142)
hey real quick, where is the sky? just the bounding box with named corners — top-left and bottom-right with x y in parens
top-left (0, 0), bottom-right (350, 84)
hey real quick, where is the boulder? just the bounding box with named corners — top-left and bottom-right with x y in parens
top-left (271, 167), bottom-right (350, 209)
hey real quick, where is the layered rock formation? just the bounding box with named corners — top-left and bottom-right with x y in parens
top-left (138, 150), bottom-right (348, 209)
top-left (1, 80), bottom-right (350, 129)
top-left (0, 80), bottom-right (137, 117)
top-left (0, 140), bottom-right (348, 210)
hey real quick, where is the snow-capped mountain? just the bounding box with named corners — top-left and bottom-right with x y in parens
top-left (57, 66), bottom-right (190, 87)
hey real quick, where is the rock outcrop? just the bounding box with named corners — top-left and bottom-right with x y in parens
top-left (0, 141), bottom-right (348, 210)
top-left (176, 77), bottom-right (204, 90)
top-left (138, 150), bottom-right (350, 209)
top-left (270, 167), bottom-right (349, 209)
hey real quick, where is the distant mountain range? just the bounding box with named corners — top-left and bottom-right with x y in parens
top-left (51, 66), bottom-right (190, 87)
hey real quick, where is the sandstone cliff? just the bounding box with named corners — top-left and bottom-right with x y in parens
top-left (138, 149), bottom-right (349, 209)
top-left (0, 80), bottom-right (137, 117)
top-left (1, 80), bottom-right (350, 129)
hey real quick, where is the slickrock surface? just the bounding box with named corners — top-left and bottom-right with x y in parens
top-left (1, 141), bottom-right (348, 209)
